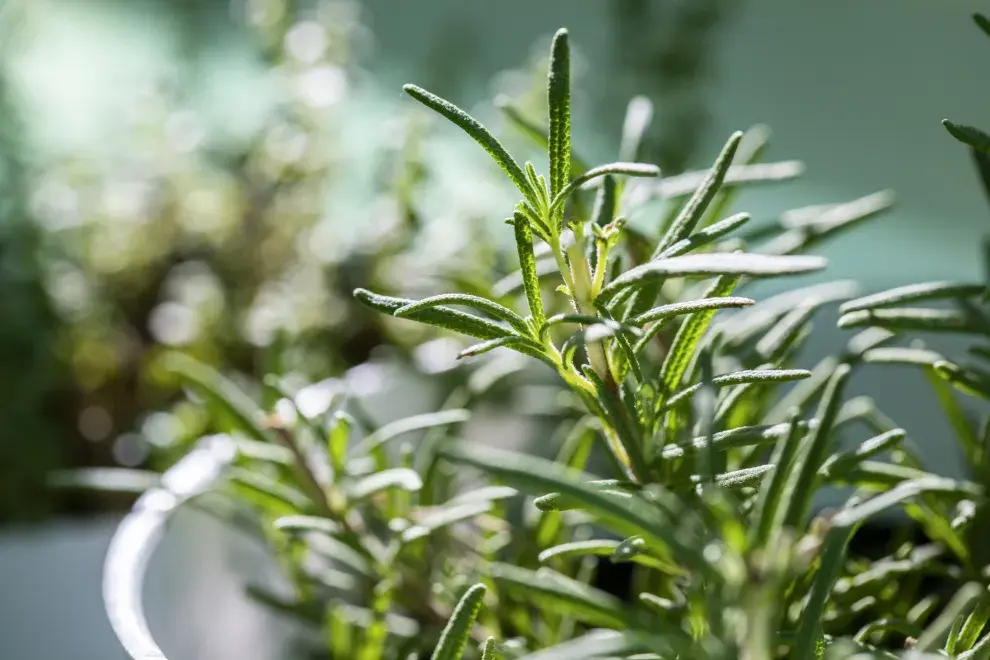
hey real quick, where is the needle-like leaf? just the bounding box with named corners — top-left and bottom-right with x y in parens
top-left (596, 253), bottom-right (827, 304)
top-left (944, 119), bottom-right (990, 155)
top-left (547, 28), bottom-right (571, 202)
top-left (396, 294), bottom-right (530, 335)
top-left (403, 84), bottom-right (538, 208)
top-left (431, 583), bottom-right (487, 660)
top-left (354, 288), bottom-right (516, 341)
top-left (550, 163), bottom-right (660, 212)
top-left (654, 131), bottom-right (742, 257)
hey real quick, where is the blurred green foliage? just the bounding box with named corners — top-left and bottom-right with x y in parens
top-left (0, 0), bottom-right (733, 522)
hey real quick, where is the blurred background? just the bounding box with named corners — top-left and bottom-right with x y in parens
top-left (0, 0), bottom-right (988, 658)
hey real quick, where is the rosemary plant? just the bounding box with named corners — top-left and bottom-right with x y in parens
top-left (91, 21), bottom-right (990, 660)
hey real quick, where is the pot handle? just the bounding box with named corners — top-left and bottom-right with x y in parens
top-left (103, 435), bottom-right (236, 660)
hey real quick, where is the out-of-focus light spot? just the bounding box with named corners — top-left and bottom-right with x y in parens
top-left (318, 1), bottom-right (361, 29)
top-left (413, 338), bottom-right (461, 374)
top-left (274, 398), bottom-right (298, 426)
top-left (345, 362), bottom-right (388, 397)
top-left (309, 220), bottom-right (350, 264)
top-left (141, 411), bottom-right (183, 448)
top-left (113, 433), bottom-right (150, 467)
top-left (148, 302), bottom-right (199, 346)
top-left (165, 111), bottom-right (206, 153)
top-left (46, 263), bottom-right (92, 318)
top-left (244, 0), bottom-right (286, 27)
top-left (182, 186), bottom-right (233, 236)
top-left (356, 196), bottom-right (402, 251)
top-left (103, 180), bottom-right (152, 222)
top-left (164, 261), bottom-right (224, 310)
top-left (295, 378), bottom-right (343, 418)
top-left (32, 179), bottom-right (80, 231)
top-left (297, 65), bottom-right (346, 108)
top-left (80, 405), bottom-right (113, 442)
top-left (245, 296), bottom-right (287, 347)
top-left (286, 21), bottom-right (326, 65)
top-left (266, 123), bottom-right (309, 163)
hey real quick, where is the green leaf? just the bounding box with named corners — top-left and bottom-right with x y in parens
top-left (861, 346), bottom-right (946, 367)
top-left (831, 476), bottom-right (979, 529)
top-left (925, 365), bottom-right (982, 465)
top-left (329, 411), bottom-right (352, 477)
top-left (837, 460), bottom-right (965, 490)
top-left (838, 307), bottom-right (989, 335)
top-left (659, 275), bottom-right (740, 396)
top-left (833, 544), bottom-right (945, 601)
top-left (763, 190), bottom-right (893, 256)
top-left (401, 500), bottom-right (493, 543)
top-left (541, 314), bottom-right (641, 342)
top-left (755, 303), bottom-right (817, 362)
top-left (957, 585), bottom-right (990, 652)
top-left (944, 120), bottom-right (990, 155)
top-left (655, 160), bottom-right (804, 199)
top-left (458, 336), bottom-right (551, 364)
top-left (916, 583), bottom-right (985, 652)
top-left (345, 468), bottom-right (423, 501)
top-left (839, 281), bottom-right (985, 314)
top-left (446, 485), bottom-right (518, 506)
top-left (403, 84), bottom-right (537, 207)
top-left (819, 428), bottom-right (906, 479)
top-left (959, 633), bottom-right (990, 659)
top-left (597, 253), bottom-right (827, 304)
top-left (844, 327), bottom-right (896, 358)
top-left (717, 280), bottom-right (858, 348)
top-left (609, 536), bottom-right (683, 574)
top-left (162, 352), bottom-right (272, 444)
top-left (512, 212), bottom-right (548, 329)
top-left (660, 420), bottom-right (810, 459)
top-left (628, 296), bottom-right (754, 326)
top-left (550, 162), bottom-right (660, 213)
top-left (439, 444), bottom-right (711, 577)
top-left (751, 410), bottom-right (805, 546)
top-left (619, 96), bottom-right (654, 163)
top-left (781, 364), bottom-right (852, 529)
top-left (395, 294), bottom-right (530, 335)
top-left (793, 526), bottom-right (856, 660)
top-left (538, 539), bottom-right (621, 563)
top-left (354, 288), bottom-right (516, 341)
top-left (547, 28), bottom-right (571, 202)
top-left (480, 637), bottom-right (500, 660)
top-left (353, 409), bottom-right (470, 455)
top-left (490, 563), bottom-right (630, 629)
top-left (591, 175), bottom-right (617, 231)
top-left (669, 464), bottom-right (775, 492)
top-left (272, 515), bottom-right (340, 536)
top-left (662, 368), bottom-right (811, 411)
top-left (533, 479), bottom-right (633, 512)
top-left (581, 365), bottom-right (649, 481)
top-left (975, 13), bottom-right (990, 38)
top-left (229, 467), bottom-right (311, 513)
top-left (656, 212), bottom-right (751, 260)
top-left (933, 361), bottom-right (990, 400)
top-left (431, 583), bottom-right (487, 660)
top-left (654, 131), bottom-right (742, 257)
top-left (513, 630), bottom-right (637, 660)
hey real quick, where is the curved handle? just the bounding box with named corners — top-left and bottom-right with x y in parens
top-left (103, 435), bottom-right (236, 660)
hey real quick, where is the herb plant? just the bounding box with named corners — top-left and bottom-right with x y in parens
top-left (94, 21), bottom-right (990, 660)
